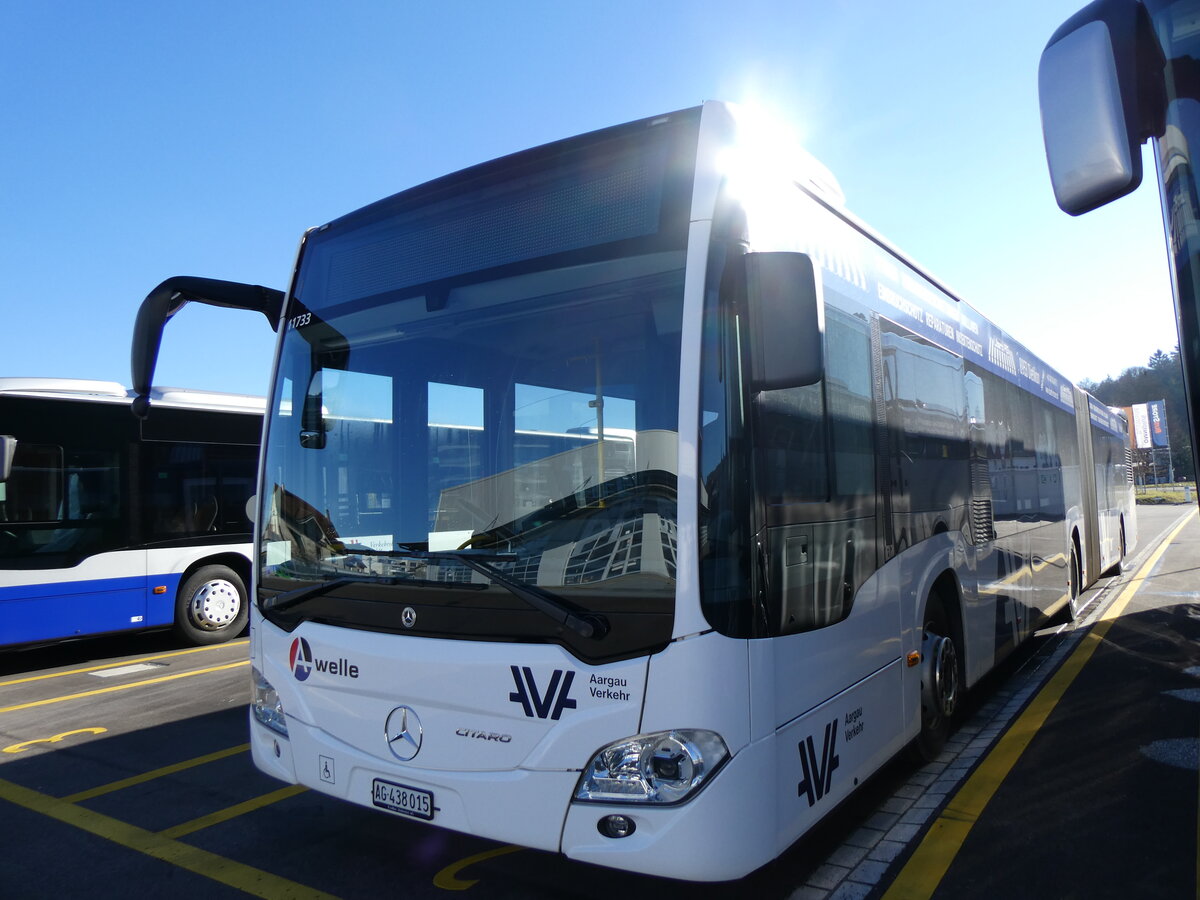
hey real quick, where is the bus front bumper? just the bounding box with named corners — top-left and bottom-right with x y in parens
top-left (250, 709), bottom-right (780, 882)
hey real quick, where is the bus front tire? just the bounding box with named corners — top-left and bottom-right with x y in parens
top-left (907, 596), bottom-right (960, 763)
top-left (174, 565), bottom-right (248, 645)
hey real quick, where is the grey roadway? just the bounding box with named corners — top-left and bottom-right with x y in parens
top-left (882, 503), bottom-right (1200, 899)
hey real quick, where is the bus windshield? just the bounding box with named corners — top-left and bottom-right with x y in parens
top-left (257, 111), bottom-right (698, 659)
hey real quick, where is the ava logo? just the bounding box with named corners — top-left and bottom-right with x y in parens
top-left (290, 637), bottom-right (313, 681)
top-left (508, 666), bottom-right (577, 720)
top-left (797, 719), bottom-right (840, 807)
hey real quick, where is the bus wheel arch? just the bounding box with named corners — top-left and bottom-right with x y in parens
top-left (908, 571), bottom-right (963, 762)
top-left (173, 558), bottom-right (249, 645)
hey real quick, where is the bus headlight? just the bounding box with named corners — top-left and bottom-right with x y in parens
top-left (574, 730), bottom-right (728, 804)
top-left (251, 666), bottom-right (288, 737)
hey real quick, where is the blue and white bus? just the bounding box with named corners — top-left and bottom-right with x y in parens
top-left (0, 378), bottom-right (263, 647)
top-left (135, 102), bottom-right (1135, 880)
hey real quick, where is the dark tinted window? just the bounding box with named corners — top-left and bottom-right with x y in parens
top-left (141, 441), bottom-right (258, 540)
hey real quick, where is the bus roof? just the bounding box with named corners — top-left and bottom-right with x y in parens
top-left (0, 377), bottom-right (265, 414)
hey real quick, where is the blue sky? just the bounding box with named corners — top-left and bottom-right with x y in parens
top-left (0, 2), bottom-right (1177, 398)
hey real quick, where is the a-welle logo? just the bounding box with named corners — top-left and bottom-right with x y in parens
top-left (289, 636), bottom-right (313, 681)
top-left (289, 636), bottom-right (359, 681)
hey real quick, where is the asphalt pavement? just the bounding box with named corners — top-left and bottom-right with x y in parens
top-left (882, 504), bottom-right (1200, 899)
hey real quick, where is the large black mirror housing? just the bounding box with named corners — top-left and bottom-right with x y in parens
top-left (0, 435), bottom-right (15, 483)
top-left (744, 252), bottom-right (824, 392)
top-left (299, 370), bottom-right (328, 449)
top-left (1039, 0), bottom-right (1165, 215)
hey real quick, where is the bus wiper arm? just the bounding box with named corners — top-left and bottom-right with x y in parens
top-left (404, 548), bottom-right (610, 640)
top-left (261, 576), bottom-right (372, 613)
top-left (261, 572), bottom-right (482, 614)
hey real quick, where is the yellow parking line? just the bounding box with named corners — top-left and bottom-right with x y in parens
top-left (159, 784), bottom-right (308, 839)
top-left (4, 727), bottom-right (108, 754)
top-left (0, 776), bottom-right (336, 899)
top-left (64, 744), bottom-right (250, 803)
top-left (883, 507), bottom-right (1197, 900)
top-left (433, 844), bottom-right (524, 890)
top-left (0, 640), bottom-right (249, 687)
top-left (0, 661), bottom-right (249, 715)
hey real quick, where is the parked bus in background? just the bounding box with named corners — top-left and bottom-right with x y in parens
top-left (1039, 0), bottom-right (1200, 497)
top-left (132, 102), bottom-right (1135, 880)
top-left (0, 378), bottom-right (263, 647)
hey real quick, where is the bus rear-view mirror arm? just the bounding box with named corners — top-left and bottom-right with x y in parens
top-left (744, 251), bottom-right (824, 392)
top-left (131, 276), bottom-right (285, 419)
top-left (1038, 0), bottom-right (1166, 215)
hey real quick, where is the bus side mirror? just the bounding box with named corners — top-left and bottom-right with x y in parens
top-left (0, 435), bottom-right (14, 482)
top-left (1038, 0), bottom-right (1165, 215)
top-left (300, 371), bottom-right (327, 449)
top-left (744, 251), bottom-right (824, 392)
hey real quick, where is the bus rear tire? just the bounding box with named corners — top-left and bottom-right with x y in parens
top-left (1101, 523), bottom-right (1127, 578)
top-left (174, 565), bottom-right (248, 645)
top-left (906, 594), bottom-right (960, 763)
top-left (1116, 521), bottom-right (1127, 573)
top-left (1066, 545), bottom-right (1082, 620)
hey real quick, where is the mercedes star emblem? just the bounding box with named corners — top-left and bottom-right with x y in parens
top-left (384, 705), bottom-right (423, 761)
top-left (402, 606), bottom-right (417, 628)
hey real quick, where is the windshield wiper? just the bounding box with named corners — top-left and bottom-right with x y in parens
top-left (261, 576), bottom-right (375, 613)
top-left (392, 546), bottom-right (610, 640)
top-left (261, 571), bottom-right (483, 614)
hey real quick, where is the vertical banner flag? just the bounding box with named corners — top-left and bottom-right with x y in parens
top-left (1132, 403), bottom-right (1153, 449)
top-left (1148, 400), bottom-right (1169, 448)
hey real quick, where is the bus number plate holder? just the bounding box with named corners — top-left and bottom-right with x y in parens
top-left (372, 778), bottom-right (434, 820)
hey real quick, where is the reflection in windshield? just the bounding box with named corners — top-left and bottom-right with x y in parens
top-left (259, 256), bottom-right (684, 642)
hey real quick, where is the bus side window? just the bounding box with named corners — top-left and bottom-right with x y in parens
top-left (4, 443), bottom-right (63, 523)
top-left (826, 308), bottom-right (874, 501)
top-left (756, 383), bottom-right (828, 504)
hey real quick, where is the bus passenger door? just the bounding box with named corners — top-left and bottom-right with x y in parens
top-left (965, 371), bottom-right (995, 545)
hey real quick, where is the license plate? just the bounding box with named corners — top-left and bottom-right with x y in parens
top-left (372, 778), bottom-right (434, 821)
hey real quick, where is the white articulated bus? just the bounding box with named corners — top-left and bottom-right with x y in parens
top-left (133, 102), bottom-right (1135, 880)
top-left (0, 378), bottom-right (263, 647)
